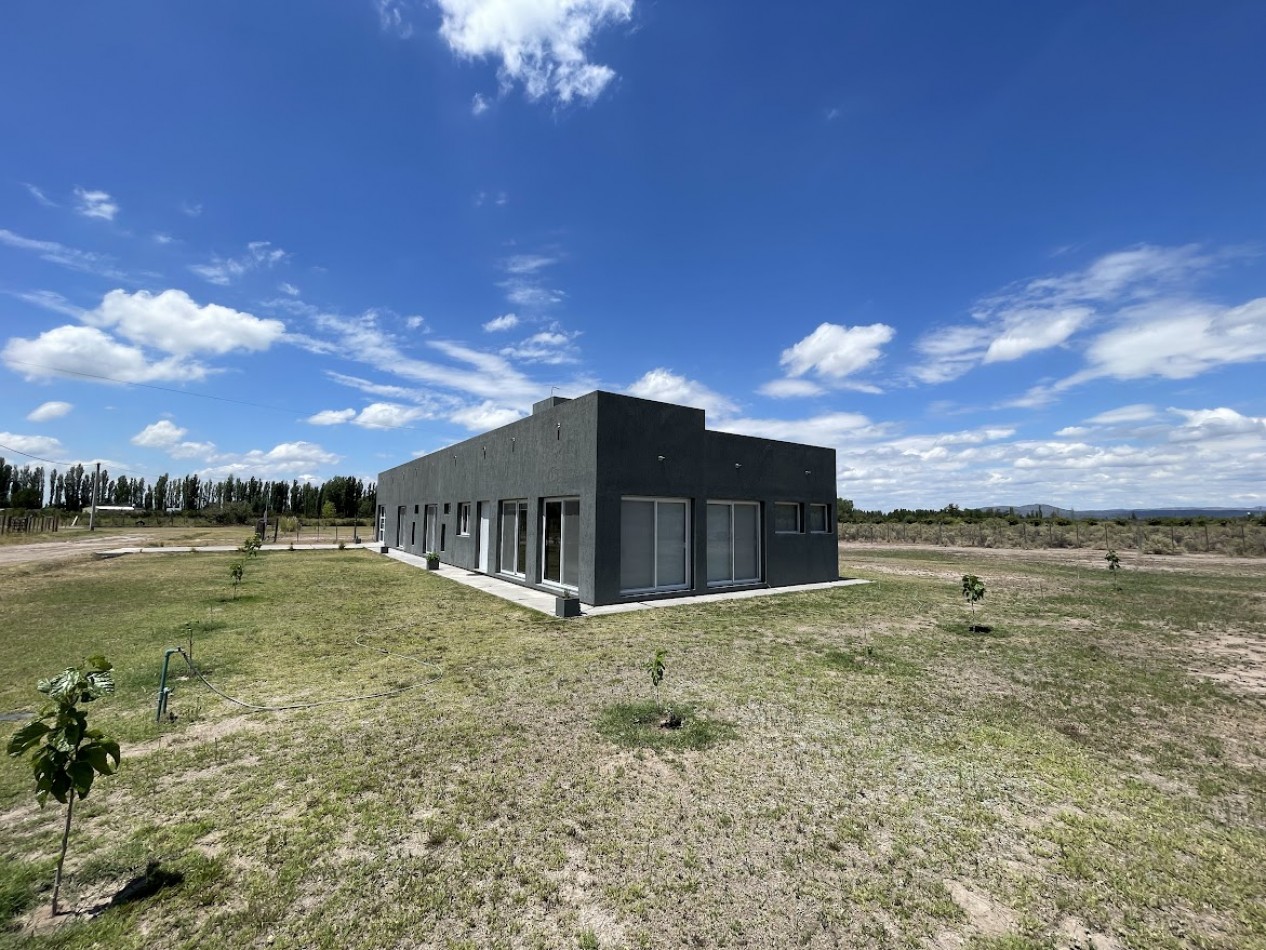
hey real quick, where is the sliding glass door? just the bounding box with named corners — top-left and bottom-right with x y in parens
top-left (499, 499), bottom-right (528, 577)
top-left (620, 497), bottom-right (689, 594)
top-left (707, 501), bottom-right (761, 587)
top-left (541, 497), bottom-right (580, 589)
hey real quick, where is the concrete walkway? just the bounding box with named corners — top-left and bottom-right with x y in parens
top-left (97, 542), bottom-right (870, 617)
top-left (383, 548), bottom-right (869, 617)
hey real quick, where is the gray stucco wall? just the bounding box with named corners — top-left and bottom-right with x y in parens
top-left (377, 390), bottom-right (839, 607)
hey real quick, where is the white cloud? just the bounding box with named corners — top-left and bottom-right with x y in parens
top-left (199, 441), bottom-right (342, 480)
top-left (915, 244), bottom-right (1231, 386)
top-left (626, 369), bottom-right (738, 417)
top-left (354, 402), bottom-right (428, 429)
top-left (504, 253), bottom-right (557, 274)
top-left (780, 322), bottom-right (895, 381)
top-left (190, 241), bottom-right (289, 285)
top-left (715, 411), bottom-right (887, 448)
top-left (982, 306), bottom-right (1093, 363)
top-left (499, 329), bottom-right (579, 364)
top-left (405, 315), bottom-right (425, 329)
top-left (303, 312), bottom-right (543, 403)
top-left (757, 379), bottom-right (826, 399)
top-left (16, 290), bottom-right (85, 319)
top-left (376, 0), bottom-right (414, 37)
top-left (451, 401), bottom-right (524, 430)
top-left (279, 282), bottom-right (300, 296)
top-left (437, 0), bottom-right (634, 104)
top-left (0, 432), bottom-right (65, 458)
top-left (2, 325), bottom-right (206, 383)
top-left (131, 420), bottom-right (188, 448)
top-left (484, 313), bottom-right (519, 332)
top-left (74, 187), bottom-right (119, 221)
top-left (26, 401), bottom-right (73, 423)
top-left (88, 289), bottom-right (286, 356)
top-left (472, 92), bottom-right (490, 115)
top-left (1168, 407), bottom-right (1266, 441)
top-left (1087, 404), bottom-right (1157, 425)
top-left (180, 201), bottom-right (202, 217)
top-left (23, 183), bottom-right (56, 207)
top-left (1077, 297), bottom-right (1266, 382)
top-left (308, 409), bottom-right (358, 426)
top-left (0, 228), bottom-right (128, 280)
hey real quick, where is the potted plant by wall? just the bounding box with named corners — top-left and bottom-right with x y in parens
top-left (555, 592), bottom-right (581, 618)
top-left (425, 551), bottom-right (440, 570)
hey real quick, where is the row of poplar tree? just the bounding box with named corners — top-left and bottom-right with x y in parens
top-left (0, 458), bottom-right (376, 519)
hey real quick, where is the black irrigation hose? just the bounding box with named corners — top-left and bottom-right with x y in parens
top-left (173, 637), bottom-right (442, 713)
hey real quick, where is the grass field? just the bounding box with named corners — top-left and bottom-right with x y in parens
top-left (1, 544), bottom-right (1263, 949)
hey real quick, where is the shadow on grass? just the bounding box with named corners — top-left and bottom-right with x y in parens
top-left (596, 700), bottom-right (736, 752)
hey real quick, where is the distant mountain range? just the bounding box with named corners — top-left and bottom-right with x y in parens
top-left (984, 505), bottom-right (1266, 520)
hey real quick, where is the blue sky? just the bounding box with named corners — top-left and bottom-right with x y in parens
top-left (2, 1), bottom-right (1264, 511)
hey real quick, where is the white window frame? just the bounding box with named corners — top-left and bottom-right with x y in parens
top-left (774, 502), bottom-right (802, 534)
top-left (706, 500), bottom-right (762, 588)
top-left (457, 502), bottom-right (471, 536)
top-left (809, 503), bottom-right (832, 534)
top-left (620, 496), bottom-right (691, 595)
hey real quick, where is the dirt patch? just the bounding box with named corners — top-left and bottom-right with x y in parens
top-left (944, 879), bottom-right (1018, 937)
top-left (1188, 633), bottom-right (1266, 699)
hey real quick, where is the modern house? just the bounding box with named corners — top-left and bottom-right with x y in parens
top-left (376, 390), bottom-right (839, 606)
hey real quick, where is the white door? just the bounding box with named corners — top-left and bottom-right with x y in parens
top-left (477, 503), bottom-right (491, 573)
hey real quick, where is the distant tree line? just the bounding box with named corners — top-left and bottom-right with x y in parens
top-left (836, 499), bottom-right (1265, 527)
top-left (0, 458), bottom-right (375, 521)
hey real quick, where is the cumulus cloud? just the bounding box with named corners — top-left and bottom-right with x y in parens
top-left (451, 401), bottom-right (524, 430)
top-left (483, 312), bottom-right (519, 332)
top-left (26, 401), bottom-right (72, 423)
top-left (437, 0), bottom-right (634, 104)
top-left (88, 289), bottom-right (286, 356)
top-left (200, 442), bottom-right (342, 479)
top-left (0, 432), bottom-right (65, 458)
top-left (131, 420), bottom-right (188, 447)
top-left (626, 368), bottom-right (738, 418)
top-left (190, 241), bottom-right (289, 285)
top-left (780, 322), bottom-right (895, 381)
top-left (308, 409), bottom-right (358, 426)
top-left (74, 187), bottom-right (119, 221)
top-left (2, 325), bottom-right (205, 383)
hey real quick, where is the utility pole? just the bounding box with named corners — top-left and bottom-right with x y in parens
top-left (88, 462), bottom-right (100, 532)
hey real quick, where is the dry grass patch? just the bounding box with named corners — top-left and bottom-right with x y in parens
top-left (0, 546), bottom-right (1263, 948)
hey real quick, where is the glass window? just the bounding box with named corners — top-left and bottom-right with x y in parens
top-left (620, 498), bottom-right (689, 593)
top-left (809, 503), bottom-right (831, 533)
top-left (499, 500), bottom-right (528, 576)
top-left (542, 497), bottom-right (580, 588)
top-left (707, 501), bottom-right (761, 586)
top-left (775, 502), bottom-right (802, 533)
top-left (458, 502), bottom-right (471, 536)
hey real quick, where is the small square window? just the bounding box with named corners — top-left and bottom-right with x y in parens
top-left (809, 503), bottom-right (831, 533)
top-left (774, 502), bottom-right (802, 534)
top-left (443, 503), bottom-right (451, 514)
